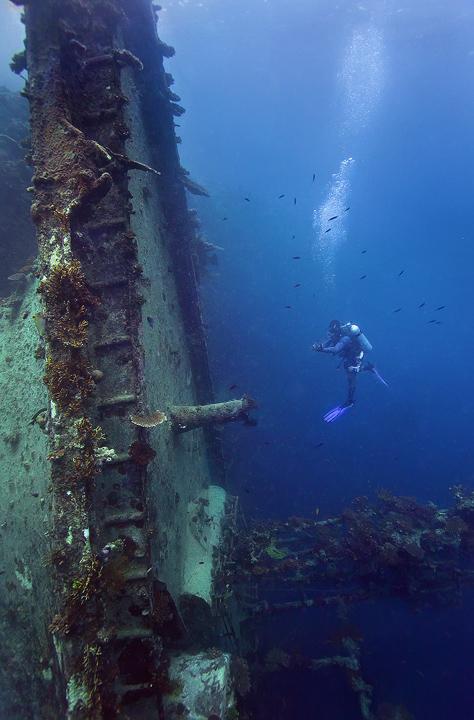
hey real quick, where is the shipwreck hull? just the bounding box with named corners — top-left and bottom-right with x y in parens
top-left (0, 1), bottom-right (234, 718)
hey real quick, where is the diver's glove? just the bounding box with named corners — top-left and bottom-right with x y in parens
top-left (313, 342), bottom-right (323, 352)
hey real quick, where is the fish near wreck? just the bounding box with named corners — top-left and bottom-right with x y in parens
top-left (33, 311), bottom-right (46, 340)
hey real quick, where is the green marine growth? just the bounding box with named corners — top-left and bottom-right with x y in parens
top-left (265, 543), bottom-right (288, 560)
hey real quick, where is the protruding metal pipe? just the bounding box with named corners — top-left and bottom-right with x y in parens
top-left (169, 394), bottom-right (259, 433)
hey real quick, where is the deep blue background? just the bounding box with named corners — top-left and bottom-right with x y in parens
top-left (157, 1), bottom-right (474, 717)
top-left (160, 0), bottom-right (474, 516)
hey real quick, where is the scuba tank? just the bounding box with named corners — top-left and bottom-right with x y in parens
top-left (349, 324), bottom-right (372, 352)
top-left (342, 323), bottom-right (373, 352)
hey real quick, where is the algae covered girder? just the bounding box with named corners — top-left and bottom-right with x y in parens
top-left (11, 0), bottom-right (233, 718)
top-left (224, 489), bottom-right (474, 611)
top-left (23, 1), bottom-right (163, 716)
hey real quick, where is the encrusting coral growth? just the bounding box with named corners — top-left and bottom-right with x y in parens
top-left (128, 440), bottom-right (157, 467)
top-left (34, 213), bottom-right (111, 716)
top-left (49, 554), bottom-right (102, 636)
top-left (130, 409), bottom-right (168, 427)
top-left (43, 353), bottom-right (93, 416)
top-left (39, 261), bottom-right (99, 415)
top-left (38, 260), bottom-right (99, 348)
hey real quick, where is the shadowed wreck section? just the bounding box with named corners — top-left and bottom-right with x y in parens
top-left (221, 489), bottom-right (474, 720)
top-left (0, 1), bottom-right (254, 718)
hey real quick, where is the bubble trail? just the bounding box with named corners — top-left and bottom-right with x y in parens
top-left (312, 158), bottom-right (354, 289)
top-left (340, 23), bottom-right (385, 140)
top-left (312, 23), bottom-right (385, 289)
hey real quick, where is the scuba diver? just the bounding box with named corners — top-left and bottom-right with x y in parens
top-left (313, 320), bottom-right (387, 422)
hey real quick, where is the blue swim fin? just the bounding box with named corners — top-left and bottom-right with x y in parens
top-left (324, 403), bottom-right (352, 423)
top-left (365, 362), bottom-right (388, 387)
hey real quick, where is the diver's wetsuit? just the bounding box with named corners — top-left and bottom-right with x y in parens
top-left (319, 333), bottom-right (372, 406)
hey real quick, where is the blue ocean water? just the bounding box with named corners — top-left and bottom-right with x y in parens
top-left (157, 1), bottom-right (474, 717)
top-left (161, 0), bottom-right (474, 516)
